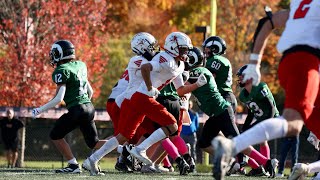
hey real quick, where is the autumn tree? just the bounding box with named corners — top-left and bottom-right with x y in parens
top-left (0, 0), bottom-right (113, 107)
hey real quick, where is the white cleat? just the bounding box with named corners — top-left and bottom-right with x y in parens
top-left (128, 147), bottom-right (152, 165)
top-left (154, 164), bottom-right (170, 173)
top-left (212, 136), bottom-right (236, 180)
top-left (141, 164), bottom-right (160, 173)
top-left (288, 163), bottom-right (309, 180)
top-left (82, 157), bottom-right (105, 176)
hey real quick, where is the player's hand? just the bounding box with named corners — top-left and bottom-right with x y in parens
top-left (242, 64), bottom-right (261, 86)
top-left (180, 98), bottom-right (189, 110)
top-left (196, 73), bottom-right (207, 87)
top-left (146, 86), bottom-right (160, 98)
top-left (307, 132), bottom-right (320, 151)
top-left (32, 108), bottom-right (41, 119)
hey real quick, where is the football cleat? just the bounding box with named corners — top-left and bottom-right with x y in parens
top-left (212, 136), bottom-right (236, 180)
top-left (154, 164), bottom-right (170, 173)
top-left (82, 158), bottom-right (105, 176)
top-left (246, 166), bottom-right (268, 177)
top-left (141, 164), bottom-right (160, 173)
top-left (183, 154), bottom-right (196, 173)
top-left (175, 156), bottom-right (190, 175)
top-left (128, 147), bottom-right (152, 165)
top-left (55, 163), bottom-right (81, 173)
top-left (115, 160), bottom-right (133, 173)
top-left (288, 163), bottom-right (309, 180)
top-left (265, 158), bottom-right (279, 178)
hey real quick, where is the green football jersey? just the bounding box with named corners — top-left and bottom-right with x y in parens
top-left (52, 60), bottom-right (91, 109)
top-left (239, 82), bottom-right (279, 121)
top-left (159, 83), bottom-right (180, 100)
top-left (188, 67), bottom-right (230, 117)
top-left (205, 55), bottom-right (233, 94)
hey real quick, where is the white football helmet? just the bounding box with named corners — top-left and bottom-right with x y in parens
top-left (164, 32), bottom-right (193, 61)
top-left (131, 32), bottom-right (158, 60)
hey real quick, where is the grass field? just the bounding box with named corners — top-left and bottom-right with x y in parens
top-left (0, 158), bottom-right (314, 180)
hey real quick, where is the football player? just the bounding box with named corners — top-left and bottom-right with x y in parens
top-left (83, 32), bottom-right (159, 175)
top-left (185, 47), bottom-right (276, 179)
top-left (212, 2), bottom-right (320, 180)
top-left (202, 36), bottom-right (237, 114)
top-left (32, 40), bottom-right (107, 173)
top-left (237, 65), bottom-right (280, 176)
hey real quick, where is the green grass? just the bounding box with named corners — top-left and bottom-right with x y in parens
top-left (0, 158), bottom-right (314, 179)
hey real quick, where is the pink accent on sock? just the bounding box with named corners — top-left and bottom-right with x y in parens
top-left (171, 136), bottom-right (188, 155)
top-left (162, 155), bottom-right (172, 167)
top-left (249, 149), bottom-right (268, 166)
top-left (248, 158), bottom-right (260, 169)
top-left (260, 144), bottom-right (270, 159)
top-left (161, 138), bottom-right (179, 160)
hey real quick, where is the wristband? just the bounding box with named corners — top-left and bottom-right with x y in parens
top-left (249, 53), bottom-right (262, 61)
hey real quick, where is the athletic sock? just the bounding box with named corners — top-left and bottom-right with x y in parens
top-left (234, 117), bottom-right (288, 154)
top-left (137, 128), bottom-right (166, 151)
top-left (260, 143), bottom-right (270, 159)
top-left (249, 148), bottom-right (268, 166)
top-left (161, 138), bottom-right (179, 160)
top-left (67, 158), bottom-right (78, 165)
top-left (162, 155), bottom-right (172, 167)
top-left (90, 137), bottom-right (119, 163)
top-left (171, 136), bottom-right (188, 155)
top-left (248, 158), bottom-right (260, 169)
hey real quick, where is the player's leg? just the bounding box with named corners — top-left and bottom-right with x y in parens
top-left (50, 106), bottom-right (81, 173)
top-left (213, 51), bottom-right (320, 179)
top-left (129, 93), bottom-right (177, 165)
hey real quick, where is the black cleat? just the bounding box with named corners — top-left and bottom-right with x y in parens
top-left (175, 156), bottom-right (190, 175)
top-left (183, 154), bottom-right (196, 173)
top-left (246, 165), bottom-right (268, 177)
top-left (265, 158), bottom-right (279, 178)
top-left (115, 160), bottom-right (133, 173)
top-left (55, 163), bottom-right (81, 173)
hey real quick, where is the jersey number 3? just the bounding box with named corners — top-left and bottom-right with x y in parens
top-left (293, 0), bottom-right (312, 19)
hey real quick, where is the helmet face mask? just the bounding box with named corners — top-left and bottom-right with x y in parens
top-left (131, 32), bottom-right (158, 61)
top-left (202, 36), bottom-right (227, 58)
top-left (164, 32), bottom-right (193, 61)
top-left (49, 40), bottom-right (75, 66)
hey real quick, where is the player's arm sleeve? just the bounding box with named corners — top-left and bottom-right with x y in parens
top-left (251, 10), bottom-right (289, 54)
top-left (87, 82), bottom-right (93, 100)
top-left (38, 85), bottom-right (66, 113)
top-left (242, 111), bottom-right (254, 132)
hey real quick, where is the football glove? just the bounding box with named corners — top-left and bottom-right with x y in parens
top-left (242, 64), bottom-right (261, 86)
top-left (180, 98), bottom-right (189, 110)
top-left (32, 108), bottom-right (41, 119)
top-left (307, 131), bottom-right (320, 151)
top-left (196, 73), bottom-right (207, 87)
top-left (146, 86), bottom-right (160, 98)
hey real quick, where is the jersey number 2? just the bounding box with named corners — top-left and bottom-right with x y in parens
top-left (293, 0), bottom-right (312, 19)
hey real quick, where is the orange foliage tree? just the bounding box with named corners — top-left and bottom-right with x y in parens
top-left (0, 0), bottom-right (113, 107)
